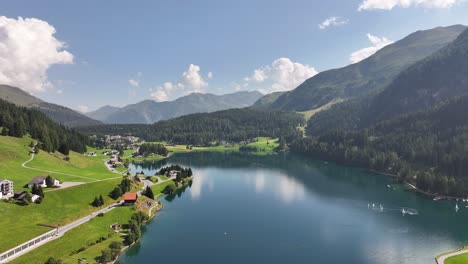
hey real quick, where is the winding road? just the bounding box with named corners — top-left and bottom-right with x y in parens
top-left (1, 153), bottom-right (174, 263)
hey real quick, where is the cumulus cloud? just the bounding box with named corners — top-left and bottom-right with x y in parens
top-left (150, 64), bottom-right (208, 101)
top-left (244, 58), bottom-right (318, 93)
top-left (0, 16), bottom-right (74, 93)
top-left (358, 0), bottom-right (460, 10)
top-left (349, 34), bottom-right (394, 63)
top-left (319, 16), bottom-right (349, 30)
top-left (207, 72), bottom-right (213, 79)
top-left (77, 105), bottom-right (89, 113)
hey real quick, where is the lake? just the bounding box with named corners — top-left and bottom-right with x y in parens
top-left (118, 152), bottom-right (468, 264)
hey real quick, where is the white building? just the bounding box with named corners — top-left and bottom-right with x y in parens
top-left (27, 176), bottom-right (60, 188)
top-left (0, 179), bottom-right (14, 199)
top-left (31, 194), bottom-right (41, 203)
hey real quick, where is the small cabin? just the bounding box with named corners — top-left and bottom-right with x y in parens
top-left (123, 193), bottom-right (137, 205)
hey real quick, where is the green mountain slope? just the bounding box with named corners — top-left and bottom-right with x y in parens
top-left (270, 25), bottom-right (466, 111)
top-left (308, 27), bottom-right (468, 135)
top-left (0, 85), bottom-right (101, 127)
top-left (366, 27), bottom-right (468, 124)
top-left (251, 91), bottom-right (286, 109)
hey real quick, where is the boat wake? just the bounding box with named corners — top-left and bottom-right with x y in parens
top-left (367, 203), bottom-right (419, 215)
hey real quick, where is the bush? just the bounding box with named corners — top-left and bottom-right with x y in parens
top-left (45, 257), bottom-right (63, 264)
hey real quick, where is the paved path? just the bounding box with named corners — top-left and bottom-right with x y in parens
top-left (22, 153), bottom-right (100, 182)
top-left (1, 152), bottom-right (176, 263)
top-left (436, 248), bottom-right (468, 264)
top-left (21, 153), bottom-right (123, 193)
top-left (0, 201), bottom-right (123, 263)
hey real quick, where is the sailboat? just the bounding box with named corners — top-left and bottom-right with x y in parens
top-left (456, 203), bottom-right (459, 212)
top-left (402, 208), bottom-right (406, 215)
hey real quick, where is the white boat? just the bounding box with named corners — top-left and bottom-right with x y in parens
top-left (386, 184), bottom-right (391, 188)
top-left (456, 204), bottom-right (459, 211)
top-left (433, 196), bottom-right (442, 201)
top-left (402, 208), bottom-right (406, 215)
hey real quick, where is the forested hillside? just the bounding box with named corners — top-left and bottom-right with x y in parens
top-left (0, 99), bottom-right (88, 153)
top-left (293, 95), bottom-right (468, 197)
top-left (308, 27), bottom-right (468, 135)
top-left (0, 85), bottom-right (101, 127)
top-left (80, 108), bottom-right (304, 145)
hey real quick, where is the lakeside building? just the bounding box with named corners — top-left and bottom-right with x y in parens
top-left (123, 193), bottom-right (138, 205)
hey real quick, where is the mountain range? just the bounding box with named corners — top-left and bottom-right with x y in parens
top-left (308, 26), bottom-right (468, 134)
top-left (267, 25), bottom-right (466, 112)
top-left (0, 85), bottom-right (101, 127)
top-left (86, 91), bottom-right (263, 124)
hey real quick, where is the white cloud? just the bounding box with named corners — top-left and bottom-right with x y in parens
top-left (151, 64), bottom-right (208, 101)
top-left (56, 89), bottom-right (63, 94)
top-left (319, 16), bottom-right (348, 30)
top-left (207, 72), bottom-right (213, 79)
top-left (358, 0), bottom-right (460, 10)
top-left (349, 34), bottom-right (394, 63)
top-left (128, 79), bottom-right (139, 87)
top-left (77, 105), bottom-right (89, 113)
top-left (0, 16), bottom-right (74, 93)
top-left (245, 58), bottom-right (318, 93)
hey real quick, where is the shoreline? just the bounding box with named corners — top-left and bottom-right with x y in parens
top-left (113, 177), bottom-right (192, 263)
top-left (368, 169), bottom-right (466, 201)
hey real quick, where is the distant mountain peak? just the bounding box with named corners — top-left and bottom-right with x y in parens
top-left (86, 90), bottom-right (264, 124)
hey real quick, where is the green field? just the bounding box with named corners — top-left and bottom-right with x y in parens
top-left (0, 135), bottom-right (126, 252)
top-left (151, 180), bottom-right (176, 196)
top-left (447, 254), bottom-right (468, 264)
top-left (145, 137), bottom-right (279, 156)
top-left (10, 206), bottom-right (136, 264)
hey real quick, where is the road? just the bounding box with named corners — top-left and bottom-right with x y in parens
top-left (1, 152), bottom-right (175, 263)
top-left (436, 248), bottom-right (468, 264)
top-left (20, 153), bottom-right (123, 193)
top-left (0, 201), bottom-right (123, 263)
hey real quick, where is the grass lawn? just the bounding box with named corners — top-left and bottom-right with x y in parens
top-left (0, 135), bottom-right (129, 252)
top-left (151, 180), bottom-right (176, 196)
top-left (245, 137), bottom-right (279, 155)
top-left (446, 254), bottom-right (468, 264)
top-left (10, 206), bottom-right (136, 264)
top-left (0, 178), bottom-right (124, 252)
top-left (299, 99), bottom-right (343, 121)
top-left (27, 149), bottom-right (118, 180)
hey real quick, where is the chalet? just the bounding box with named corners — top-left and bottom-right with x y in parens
top-left (123, 193), bottom-right (138, 205)
top-left (168, 170), bottom-right (178, 178)
top-left (27, 176), bottom-right (60, 188)
top-left (0, 179), bottom-right (13, 199)
top-left (14, 191), bottom-right (28, 200)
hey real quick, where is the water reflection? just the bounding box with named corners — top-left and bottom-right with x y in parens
top-left (123, 152), bottom-right (468, 264)
top-left (277, 175), bottom-right (305, 203)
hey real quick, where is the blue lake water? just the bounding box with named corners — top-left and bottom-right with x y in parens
top-left (119, 152), bottom-right (468, 264)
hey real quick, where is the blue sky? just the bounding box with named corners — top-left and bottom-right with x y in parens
top-left (1, 0), bottom-right (467, 112)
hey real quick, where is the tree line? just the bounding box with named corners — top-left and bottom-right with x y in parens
top-left (137, 143), bottom-right (168, 157)
top-left (0, 99), bottom-right (88, 154)
top-left (80, 108), bottom-right (304, 146)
